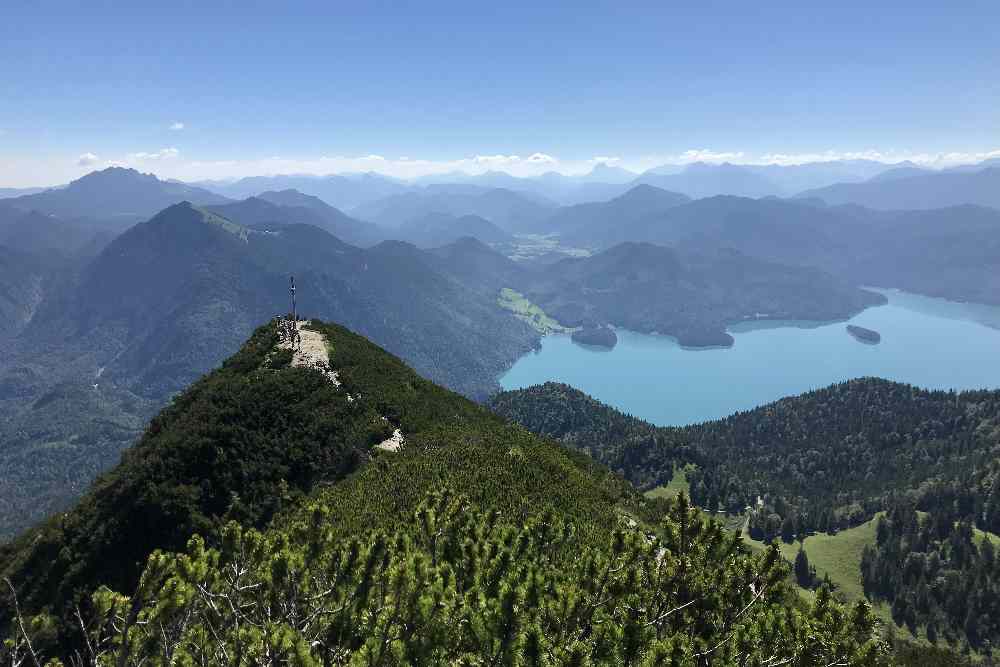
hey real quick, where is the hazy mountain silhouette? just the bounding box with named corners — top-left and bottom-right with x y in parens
top-left (412, 169), bottom-right (636, 205)
top-left (196, 172), bottom-right (409, 210)
top-left (634, 162), bottom-right (782, 198)
top-left (946, 156), bottom-right (1000, 172)
top-left (582, 162), bottom-right (637, 183)
top-left (4, 167), bottom-right (230, 224)
top-left (864, 163), bottom-right (930, 182)
top-left (563, 194), bottom-right (1000, 306)
top-left (0, 210), bottom-right (108, 259)
top-left (393, 212), bottom-right (512, 248)
top-left (633, 160), bottom-right (908, 197)
top-left (209, 191), bottom-right (385, 246)
top-left (742, 159), bottom-right (903, 192)
top-left (798, 166), bottom-right (1000, 210)
top-left (352, 187), bottom-right (556, 231)
top-left (541, 184), bottom-right (690, 239)
top-left (425, 236), bottom-right (530, 297)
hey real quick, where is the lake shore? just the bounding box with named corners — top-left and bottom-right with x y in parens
top-left (499, 289), bottom-right (1000, 426)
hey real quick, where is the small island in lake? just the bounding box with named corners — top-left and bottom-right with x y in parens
top-left (847, 325), bottom-right (881, 344)
top-left (571, 325), bottom-right (618, 349)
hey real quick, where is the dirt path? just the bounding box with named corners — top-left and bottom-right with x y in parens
top-left (277, 319), bottom-right (404, 452)
top-left (278, 320), bottom-right (340, 386)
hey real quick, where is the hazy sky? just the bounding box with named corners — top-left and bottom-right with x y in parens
top-left (2, 1), bottom-right (999, 186)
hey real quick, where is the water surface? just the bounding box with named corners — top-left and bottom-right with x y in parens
top-left (498, 289), bottom-right (1000, 426)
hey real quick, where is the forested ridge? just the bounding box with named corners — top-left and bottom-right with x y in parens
top-left (492, 380), bottom-right (1000, 659)
top-left (489, 381), bottom-right (696, 490)
top-left (0, 321), bottom-right (388, 642)
top-left (1, 320), bottom-right (887, 664)
top-left (493, 379), bottom-right (1000, 538)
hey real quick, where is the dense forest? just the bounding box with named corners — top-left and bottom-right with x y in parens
top-left (862, 500), bottom-right (1000, 651)
top-left (1, 319), bottom-right (888, 664)
top-left (489, 381), bottom-right (695, 490)
top-left (494, 379), bottom-right (1000, 540)
top-left (684, 379), bottom-right (1000, 541)
top-left (493, 380), bottom-right (1000, 658)
top-left (0, 321), bottom-right (389, 641)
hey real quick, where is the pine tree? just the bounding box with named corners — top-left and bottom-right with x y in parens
top-left (795, 546), bottom-right (813, 588)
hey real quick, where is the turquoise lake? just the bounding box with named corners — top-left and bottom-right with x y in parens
top-left (498, 289), bottom-right (1000, 426)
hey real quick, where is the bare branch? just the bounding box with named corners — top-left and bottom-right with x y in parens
top-left (4, 577), bottom-right (43, 667)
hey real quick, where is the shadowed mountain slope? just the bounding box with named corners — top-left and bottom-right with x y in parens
top-left (0, 202), bottom-right (538, 537)
top-left (526, 242), bottom-right (884, 346)
top-left (208, 192), bottom-right (385, 246)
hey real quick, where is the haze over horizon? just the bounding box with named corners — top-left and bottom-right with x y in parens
top-left (2, 1), bottom-right (999, 187)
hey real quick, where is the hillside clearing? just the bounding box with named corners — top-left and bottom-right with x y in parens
top-left (644, 464), bottom-right (695, 500)
top-left (498, 287), bottom-right (574, 334)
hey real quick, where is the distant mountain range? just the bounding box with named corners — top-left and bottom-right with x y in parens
top-left (6, 157), bottom-right (998, 232)
top-left (557, 191), bottom-right (1000, 306)
top-left (409, 166), bottom-right (639, 205)
top-left (183, 159), bottom-right (922, 210)
top-left (351, 187), bottom-right (556, 231)
top-left (393, 212), bottom-right (512, 248)
top-left (192, 172), bottom-right (410, 210)
top-left (2, 167), bottom-right (230, 224)
top-left (798, 165), bottom-right (1000, 210)
top-left (540, 184), bottom-right (690, 241)
top-left (0, 203), bottom-right (114, 260)
top-left (634, 162), bottom-right (782, 199)
top-left (208, 190), bottom-right (385, 247)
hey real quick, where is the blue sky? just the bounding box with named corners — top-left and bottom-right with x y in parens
top-left (2, 1), bottom-right (999, 185)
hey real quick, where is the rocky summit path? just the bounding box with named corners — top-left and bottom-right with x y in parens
top-left (278, 319), bottom-right (403, 451)
top-left (278, 320), bottom-right (340, 386)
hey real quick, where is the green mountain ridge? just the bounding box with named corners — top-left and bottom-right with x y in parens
top-left (1, 318), bottom-right (887, 665)
top-left (491, 379), bottom-right (1000, 655)
top-left (0, 202), bottom-right (537, 538)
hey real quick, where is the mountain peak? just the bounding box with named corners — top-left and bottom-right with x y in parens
top-left (146, 200), bottom-right (247, 238)
top-left (614, 183), bottom-right (689, 204)
top-left (585, 162), bottom-right (636, 183)
top-left (7, 167), bottom-right (231, 223)
top-left (70, 166), bottom-right (152, 186)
